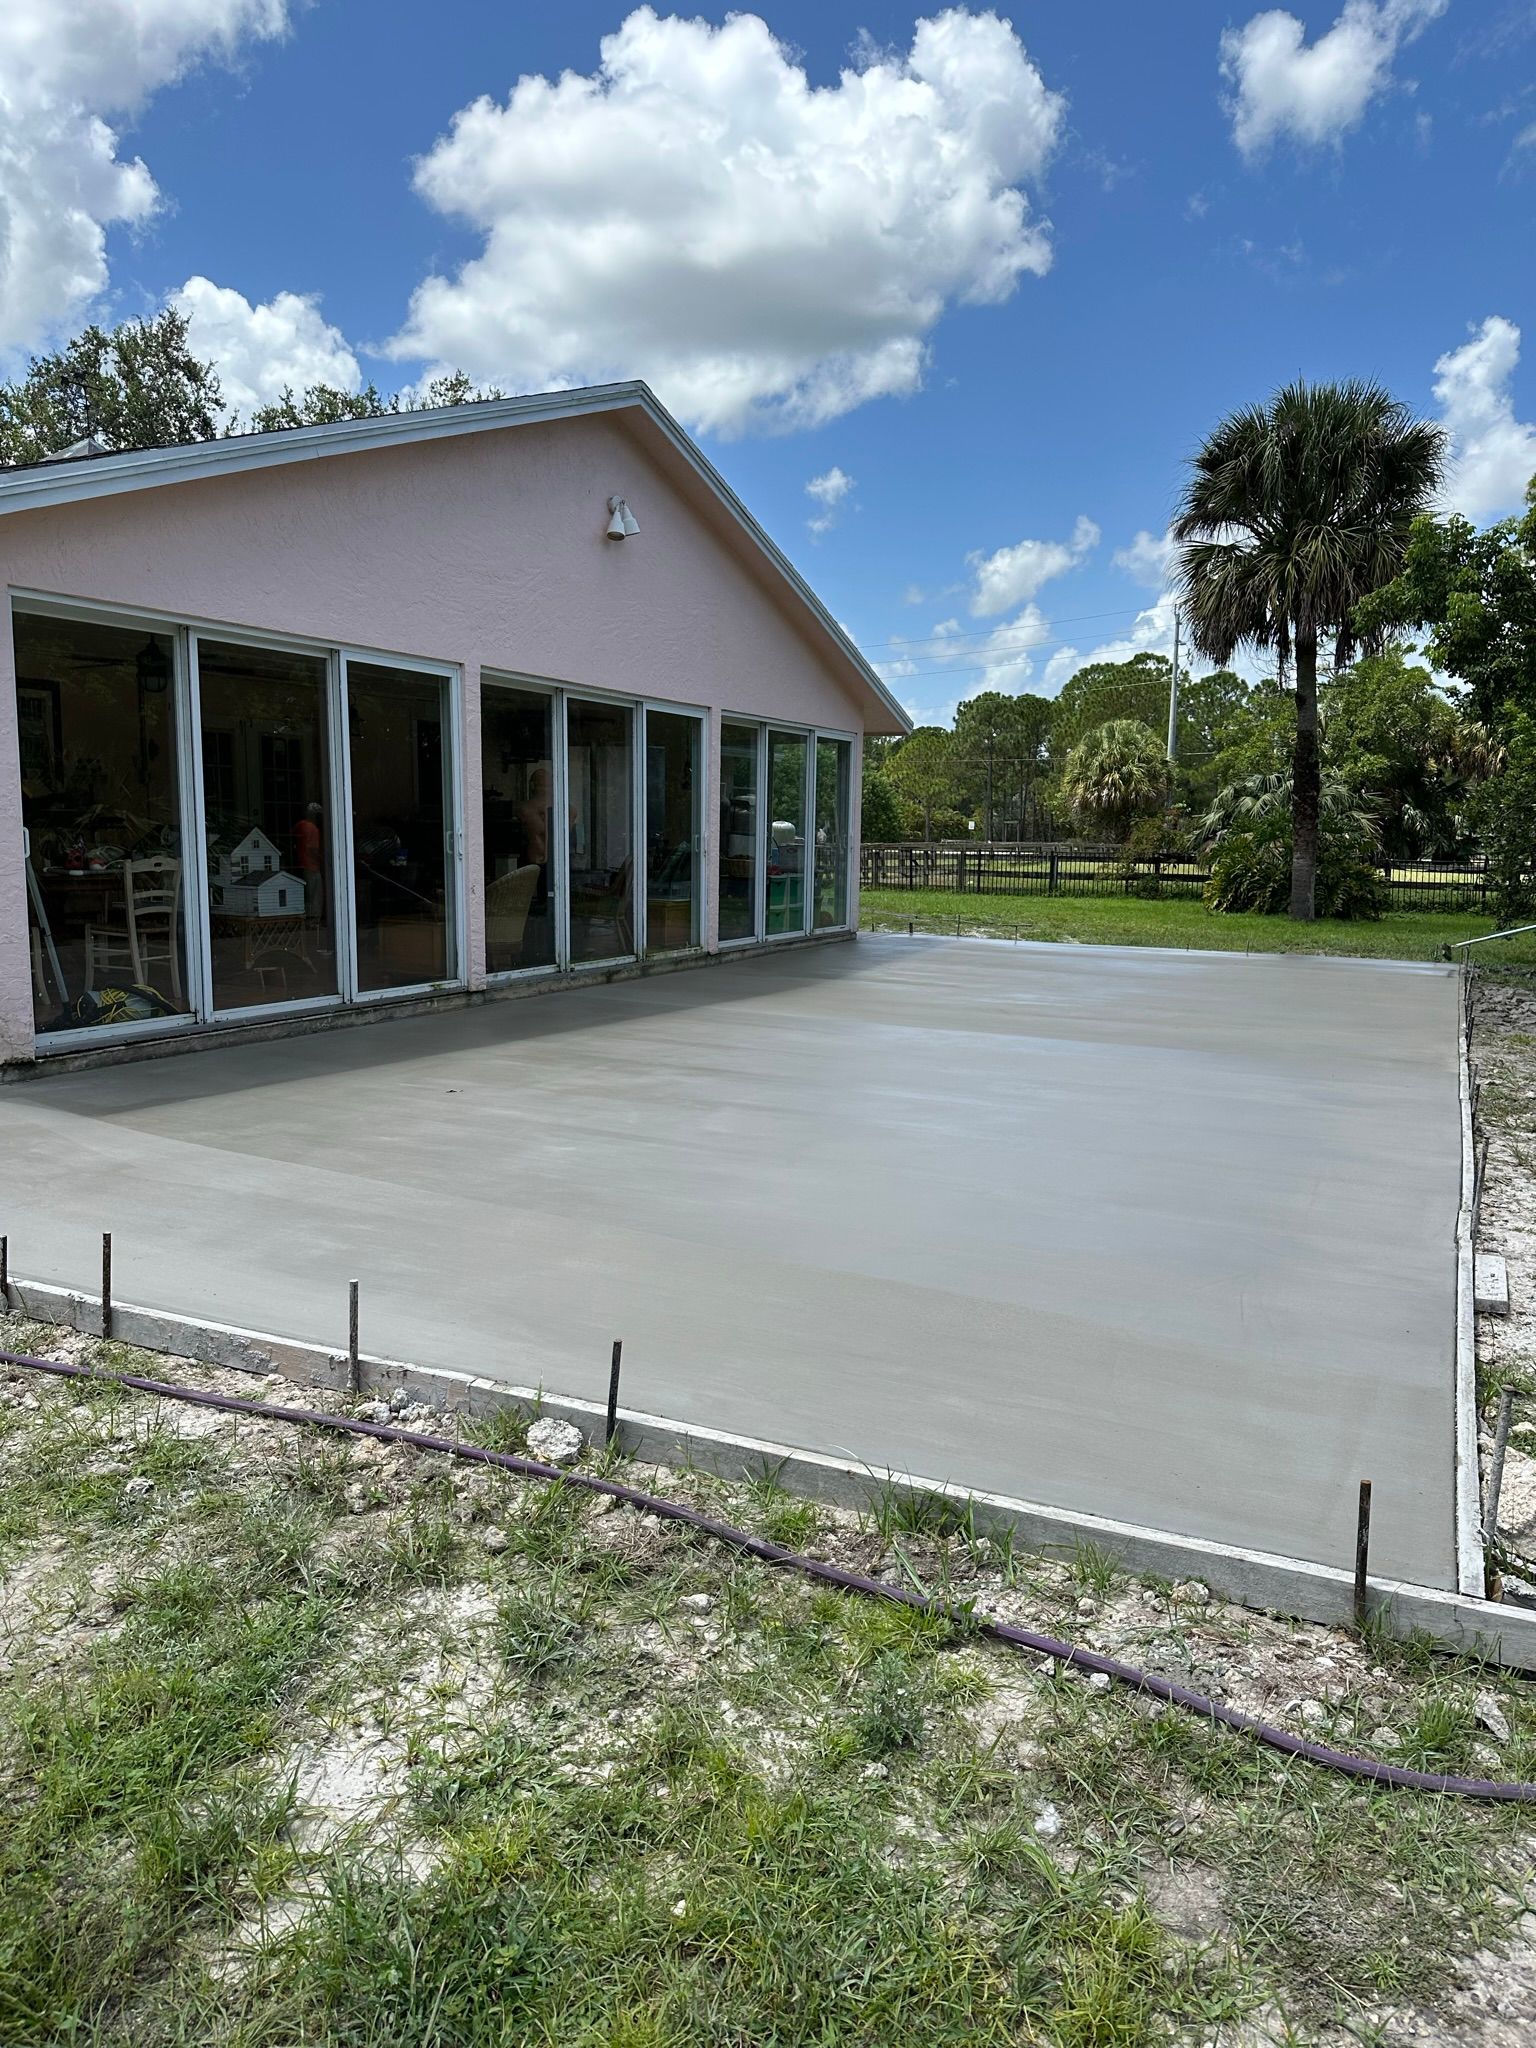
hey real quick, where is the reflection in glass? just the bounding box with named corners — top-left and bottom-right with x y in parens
top-left (765, 730), bottom-right (807, 935)
top-left (717, 721), bottom-right (758, 942)
top-left (813, 737), bottom-right (852, 929)
top-left (346, 662), bottom-right (453, 991)
top-left (198, 639), bottom-right (336, 1010)
top-left (568, 698), bottom-right (633, 962)
top-left (481, 685), bottom-right (557, 973)
top-left (644, 710), bottom-right (700, 954)
top-left (15, 611), bottom-right (192, 1033)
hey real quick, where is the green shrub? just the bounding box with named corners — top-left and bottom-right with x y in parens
top-left (1205, 811), bottom-right (1386, 919)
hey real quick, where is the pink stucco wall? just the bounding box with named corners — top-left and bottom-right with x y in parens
top-left (0, 412), bottom-right (874, 1061)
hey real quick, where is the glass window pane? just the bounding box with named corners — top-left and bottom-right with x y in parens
top-left (347, 662), bottom-right (453, 992)
top-left (765, 730), bottom-right (807, 935)
top-left (718, 721), bottom-right (758, 942)
top-left (15, 611), bottom-right (192, 1034)
top-left (198, 639), bottom-right (337, 1010)
top-left (813, 738), bottom-right (852, 929)
top-left (481, 685), bottom-right (557, 974)
top-left (567, 699), bottom-right (634, 964)
top-left (644, 710), bottom-right (700, 954)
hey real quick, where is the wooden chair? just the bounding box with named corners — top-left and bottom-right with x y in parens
top-left (484, 863), bottom-right (541, 970)
top-left (84, 856), bottom-right (183, 1002)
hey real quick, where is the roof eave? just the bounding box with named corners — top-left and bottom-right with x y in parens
top-left (0, 378), bottom-right (910, 736)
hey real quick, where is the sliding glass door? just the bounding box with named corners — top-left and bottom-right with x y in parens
top-left (199, 639), bottom-right (337, 1011)
top-left (813, 737), bottom-right (852, 930)
top-left (643, 708), bottom-right (702, 955)
top-left (344, 660), bottom-right (456, 993)
top-left (14, 610), bottom-right (194, 1034)
top-left (480, 683), bottom-right (558, 974)
top-left (567, 697), bottom-right (634, 964)
top-left (717, 720), bottom-right (759, 943)
top-left (765, 729), bottom-right (808, 936)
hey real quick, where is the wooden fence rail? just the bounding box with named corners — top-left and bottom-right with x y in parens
top-left (859, 842), bottom-right (1493, 910)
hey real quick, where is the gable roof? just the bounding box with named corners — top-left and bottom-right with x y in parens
top-left (0, 380), bottom-right (909, 735)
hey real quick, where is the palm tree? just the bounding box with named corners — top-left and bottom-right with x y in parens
top-left (1059, 718), bottom-right (1170, 839)
top-left (1172, 382), bottom-right (1444, 919)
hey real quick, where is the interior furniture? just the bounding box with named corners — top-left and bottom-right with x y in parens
top-left (83, 856), bottom-right (183, 1002)
top-left (485, 862), bottom-right (541, 968)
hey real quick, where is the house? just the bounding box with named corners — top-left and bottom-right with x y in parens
top-left (218, 870), bottom-right (305, 919)
top-left (219, 829), bottom-right (281, 884)
top-left (0, 381), bottom-right (908, 1062)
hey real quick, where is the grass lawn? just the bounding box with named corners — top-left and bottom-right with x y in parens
top-left (861, 886), bottom-right (1536, 965)
top-left (3, 1321), bottom-right (1535, 2044)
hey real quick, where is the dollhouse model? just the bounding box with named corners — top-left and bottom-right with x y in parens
top-left (210, 829), bottom-right (304, 918)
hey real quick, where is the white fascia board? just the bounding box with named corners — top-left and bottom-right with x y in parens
top-left (0, 378), bottom-right (909, 736)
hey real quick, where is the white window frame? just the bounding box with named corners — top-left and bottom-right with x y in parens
top-left (478, 672), bottom-right (565, 983)
top-left (339, 648), bottom-right (465, 1005)
top-left (639, 701), bottom-right (708, 960)
top-left (716, 713), bottom-right (857, 947)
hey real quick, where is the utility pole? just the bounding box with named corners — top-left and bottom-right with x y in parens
top-left (1166, 607), bottom-right (1181, 765)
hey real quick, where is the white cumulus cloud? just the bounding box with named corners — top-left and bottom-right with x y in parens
top-left (1220, 0), bottom-right (1445, 158)
top-left (1041, 591), bottom-right (1181, 697)
top-left (1112, 527), bottom-right (1176, 588)
top-left (1434, 315), bottom-right (1536, 523)
top-left (0, 0), bottom-right (289, 355)
top-left (171, 277), bottom-right (361, 418)
top-left (805, 464), bottom-right (855, 534)
top-left (968, 514), bottom-right (1098, 617)
top-left (389, 7), bottom-right (1064, 437)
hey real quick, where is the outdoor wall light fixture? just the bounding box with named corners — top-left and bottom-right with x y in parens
top-left (606, 495), bottom-right (640, 539)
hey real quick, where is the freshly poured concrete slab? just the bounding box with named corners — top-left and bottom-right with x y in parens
top-left (0, 936), bottom-right (1462, 1587)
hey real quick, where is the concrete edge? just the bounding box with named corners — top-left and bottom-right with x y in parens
top-left (7, 1276), bottom-right (1536, 1672)
top-left (1456, 962), bottom-right (1485, 1594)
top-left (1, 926), bottom-right (856, 1080)
top-left (859, 925), bottom-right (1462, 974)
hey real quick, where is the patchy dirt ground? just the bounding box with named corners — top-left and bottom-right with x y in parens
top-left (1473, 976), bottom-right (1536, 1577)
top-left (2, 1301), bottom-right (1536, 2045)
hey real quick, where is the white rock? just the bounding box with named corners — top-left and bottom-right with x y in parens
top-left (1476, 1692), bottom-right (1512, 1745)
top-left (1370, 1727), bottom-right (1402, 1749)
top-left (1298, 1699), bottom-right (1328, 1728)
top-left (1086, 1671), bottom-right (1112, 1693)
top-left (1075, 1597), bottom-right (1098, 1618)
top-left (679, 1592), bottom-right (714, 1612)
top-left (124, 1475), bottom-right (154, 1501)
top-left (1172, 1580), bottom-right (1211, 1604)
top-left (1036, 1655), bottom-right (1057, 1679)
top-left (1034, 1803), bottom-right (1062, 1837)
top-left (389, 1387), bottom-right (410, 1413)
top-left (526, 1417), bottom-right (584, 1467)
top-left (671, 1898), bottom-right (688, 1918)
top-left (343, 1483), bottom-right (368, 1515)
top-left (481, 1527), bottom-right (510, 1553)
top-left (355, 1400), bottom-right (391, 1424)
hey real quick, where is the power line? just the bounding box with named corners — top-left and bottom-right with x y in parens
top-left (850, 603), bottom-right (1166, 656)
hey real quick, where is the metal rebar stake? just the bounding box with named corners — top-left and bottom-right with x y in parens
top-left (101, 1232), bottom-right (113, 1342)
top-left (1484, 1386), bottom-right (1517, 1548)
top-left (347, 1280), bottom-right (360, 1397)
top-left (0, 1233), bottom-right (8, 1310)
top-left (1354, 1479), bottom-right (1373, 1628)
top-left (606, 1339), bottom-right (623, 1446)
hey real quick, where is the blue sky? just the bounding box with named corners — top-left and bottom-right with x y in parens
top-left (4, 0), bottom-right (1534, 723)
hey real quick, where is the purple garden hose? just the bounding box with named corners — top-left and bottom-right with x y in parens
top-left (5, 1344), bottom-right (1534, 1804)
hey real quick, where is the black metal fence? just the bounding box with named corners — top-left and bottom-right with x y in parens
top-left (860, 842), bottom-right (1494, 911)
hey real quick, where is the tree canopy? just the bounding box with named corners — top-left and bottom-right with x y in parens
top-left (1357, 480), bottom-right (1536, 730)
top-left (1174, 378), bottom-right (1444, 919)
top-left (0, 309), bottom-right (223, 466)
top-left (1058, 719), bottom-right (1170, 839)
top-left (0, 310), bottom-right (498, 465)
